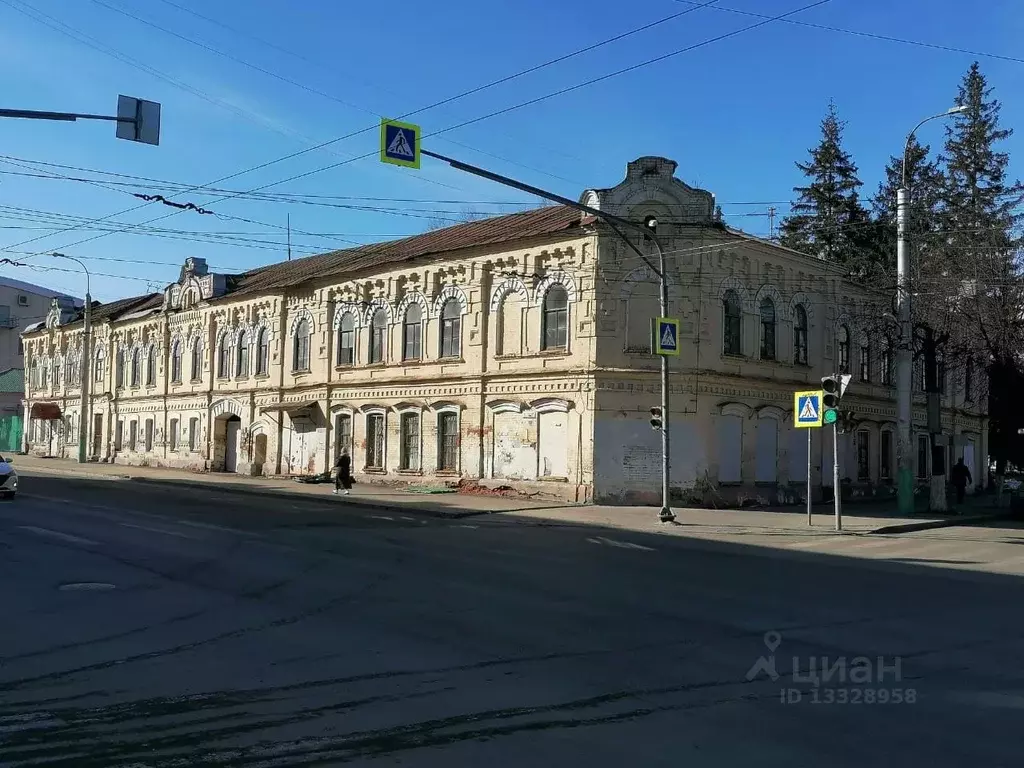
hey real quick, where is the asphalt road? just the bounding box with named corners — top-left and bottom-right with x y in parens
top-left (2, 472), bottom-right (1023, 767)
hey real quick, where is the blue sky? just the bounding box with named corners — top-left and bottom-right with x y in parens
top-left (0, 0), bottom-right (1021, 301)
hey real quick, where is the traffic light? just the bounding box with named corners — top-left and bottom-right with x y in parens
top-left (650, 407), bottom-right (663, 431)
top-left (821, 373), bottom-right (851, 426)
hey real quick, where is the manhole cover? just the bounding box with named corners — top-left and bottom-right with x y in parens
top-left (58, 582), bottom-right (116, 591)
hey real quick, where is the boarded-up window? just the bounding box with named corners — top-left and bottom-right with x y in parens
top-left (755, 417), bottom-right (778, 483)
top-left (717, 414), bottom-right (742, 482)
top-left (492, 411), bottom-right (536, 480)
top-left (538, 410), bottom-right (568, 478)
top-left (498, 292), bottom-right (524, 356)
top-left (626, 289), bottom-right (659, 353)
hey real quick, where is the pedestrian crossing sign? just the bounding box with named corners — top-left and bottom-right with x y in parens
top-left (794, 390), bottom-right (824, 428)
top-left (653, 317), bottom-right (680, 356)
top-left (380, 118), bottom-right (420, 168)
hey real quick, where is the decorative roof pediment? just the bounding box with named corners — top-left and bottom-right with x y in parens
top-left (162, 257), bottom-right (227, 311)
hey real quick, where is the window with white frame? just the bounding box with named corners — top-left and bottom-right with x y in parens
top-left (255, 327), bottom-right (270, 375)
top-left (403, 304), bottom-right (423, 361)
top-left (399, 412), bottom-right (420, 470)
top-left (217, 334), bottom-right (231, 378)
top-left (366, 412), bottom-right (385, 469)
top-left (542, 285), bottom-right (568, 350)
top-left (236, 331), bottom-right (249, 377)
top-left (95, 346), bottom-right (106, 383)
top-left (369, 310), bottom-right (387, 364)
top-left (292, 317), bottom-right (311, 372)
top-left (336, 313), bottom-right (355, 365)
top-left (439, 299), bottom-right (461, 358)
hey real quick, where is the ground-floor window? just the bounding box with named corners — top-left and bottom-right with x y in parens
top-left (400, 412), bottom-right (420, 470)
top-left (917, 435), bottom-right (929, 478)
top-left (437, 412), bottom-right (459, 472)
top-left (189, 418), bottom-right (199, 452)
top-left (334, 413), bottom-right (351, 458)
top-left (880, 431), bottom-right (892, 480)
top-left (366, 413), bottom-right (385, 469)
top-left (115, 420), bottom-right (123, 451)
top-left (857, 430), bottom-right (870, 481)
top-left (129, 421), bottom-right (138, 451)
top-left (145, 419), bottom-right (154, 452)
top-left (169, 418), bottom-right (179, 451)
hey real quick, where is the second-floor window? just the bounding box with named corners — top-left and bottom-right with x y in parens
top-left (859, 339), bottom-right (871, 382)
top-left (190, 340), bottom-right (203, 382)
top-left (542, 285), bottom-right (568, 350)
top-left (130, 348), bottom-right (141, 387)
top-left (146, 347), bottom-right (156, 386)
top-left (837, 325), bottom-right (850, 374)
top-left (965, 358), bottom-right (974, 402)
top-left (292, 318), bottom-right (311, 372)
top-left (723, 290), bottom-right (742, 356)
top-left (170, 340), bottom-right (182, 383)
top-left (217, 335), bottom-right (231, 379)
top-left (439, 298), bottom-right (461, 358)
top-left (337, 313), bottom-right (355, 365)
top-left (116, 350), bottom-right (125, 388)
top-left (403, 304), bottom-right (422, 361)
top-left (256, 327), bottom-right (269, 375)
top-left (793, 304), bottom-right (808, 365)
top-left (759, 297), bottom-right (775, 360)
top-left (95, 346), bottom-right (106, 383)
top-left (236, 331), bottom-right (249, 377)
top-left (881, 337), bottom-right (894, 385)
top-left (369, 310), bottom-right (387, 364)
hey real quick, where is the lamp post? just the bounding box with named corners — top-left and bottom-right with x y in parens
top-left (896, 105), bottom-right (967, 516)
top-left (53, 253), bottom-right (91, 464)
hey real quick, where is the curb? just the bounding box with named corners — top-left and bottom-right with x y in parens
top-left (869, 512), bottom-right (1012, 535)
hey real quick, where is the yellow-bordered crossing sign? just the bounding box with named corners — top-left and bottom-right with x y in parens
top-left (794, 390), bottom-right (824, 428)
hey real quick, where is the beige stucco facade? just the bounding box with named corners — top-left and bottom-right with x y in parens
top-left (20, 157), bottom-right (988, 505)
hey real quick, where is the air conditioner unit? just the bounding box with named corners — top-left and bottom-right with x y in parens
top-left (17, 294), bottom-right (29, 307)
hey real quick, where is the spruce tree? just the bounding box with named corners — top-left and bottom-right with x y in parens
top-left (779, 102), bottom-right (873, 277)
top-left (939, 62), bottom-right (1024, 474)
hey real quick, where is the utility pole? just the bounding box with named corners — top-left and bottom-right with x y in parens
top-left (896, 106), bottom-right (966, 517)
top-left (767, 206), bottom-right (777, 240)
top-left (287, 213), bottom-right (292, 261)
top-left (53, 253), bottom-right (91, 464)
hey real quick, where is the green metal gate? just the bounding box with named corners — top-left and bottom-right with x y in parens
top-left (0, 415), bottom-right (23, 453)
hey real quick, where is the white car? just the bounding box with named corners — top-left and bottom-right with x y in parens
top-left (0, 455), bottom-right (17, 499)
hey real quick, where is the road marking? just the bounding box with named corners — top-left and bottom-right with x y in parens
top-left (370, 515), bottom-right (395, 521)
top-left (18, 526), bottom-right (97, 546)
top-left (119, 522), bottom-right (200, 540)
top-left (586, 536), bottom-right (656, 552)
top-left (399, 516), bottom-right (415, 522)
top-left (455, 524), bottom-right (479, 529)
top-left (786, 536), bottom-right (848, 549)
top-left (176, 519), bottom-right (255, 536)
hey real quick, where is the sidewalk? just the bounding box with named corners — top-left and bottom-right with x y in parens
top-left (11, 454), bottom-right (1011, 534)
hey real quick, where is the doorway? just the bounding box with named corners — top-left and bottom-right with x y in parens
top-left (221, 415), bottom-right (242, 473)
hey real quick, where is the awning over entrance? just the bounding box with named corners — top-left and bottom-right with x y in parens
top-left (260, 400), bottom-right (319, 415)
top-left (30, 402), bottom-right (63, 420)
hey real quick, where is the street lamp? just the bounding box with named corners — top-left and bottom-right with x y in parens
top-left (895, 105), bottom-right (967, 516)
top-left (52, 253), bottom-right (91, 464)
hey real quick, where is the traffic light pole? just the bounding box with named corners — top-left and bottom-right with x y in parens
top-left (807, 428), bottom-right (812, 526)
top-left (421, 148), bottom-right (675, 522)
top-left (833, 420), bottom-right (842, 531)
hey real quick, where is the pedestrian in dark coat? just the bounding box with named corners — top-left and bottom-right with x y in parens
top-left (333, 451), bottom-right (353, 495)
top-left (951, 458), bottom-right (973, 506)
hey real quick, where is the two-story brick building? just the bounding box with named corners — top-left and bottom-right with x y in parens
top-left (21, 157), bottom-right (988, 504)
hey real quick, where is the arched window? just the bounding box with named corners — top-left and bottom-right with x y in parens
top-left (759, 297), bottom-right (776, 360)
top-left (542, 285), bottom-right (568, 350)
top-left (336, 313), bottom-right (355, 365)
top-left (53, 357), bottom-right (61, 389)
top-left (116, 349), bottom-right (125, 388)
top-left (965, 358), bottom-right (975, 402)
top-left (793, 304), bottom-right (808, 365)
top-left (95, 346), bottom-right (106, 384)
top-left (170, 340), bottom-right (182, 383)
top-left (130, 347), bottom-right (141, 387)
top-left (881, 337), bottom-right (894, 386)
top-left (65, 354), bottom-right (75, 387)
top-left (403, 303), bottom-right (423, 361)
top-left (837, 325), bottom-right (850, 373)
top-left (217, 334), bottom-right (231, 378)
top-left (255, 327), bottom-right (269, 375)
top-left (723, 290), bottom-right (742, 356)
top-left (236, 331), bottom-right (249, 377)
top-left (190, 339), bottom-right (203, 382)
top-left (369, 309), bottom-right (387, 364)
top-left (859, 336), bottom-right (871, 382)
top-left (439, 299), bottom-right (461, 358)
top-left (146, 346), bottom-right (156, 386)
top-left (292, 317), bottom-right (310, 372)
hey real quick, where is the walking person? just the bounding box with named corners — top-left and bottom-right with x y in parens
top-left (333, 450), bottom-right (353, 495)
top-left (951, 457), bottom-right (973, 509)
